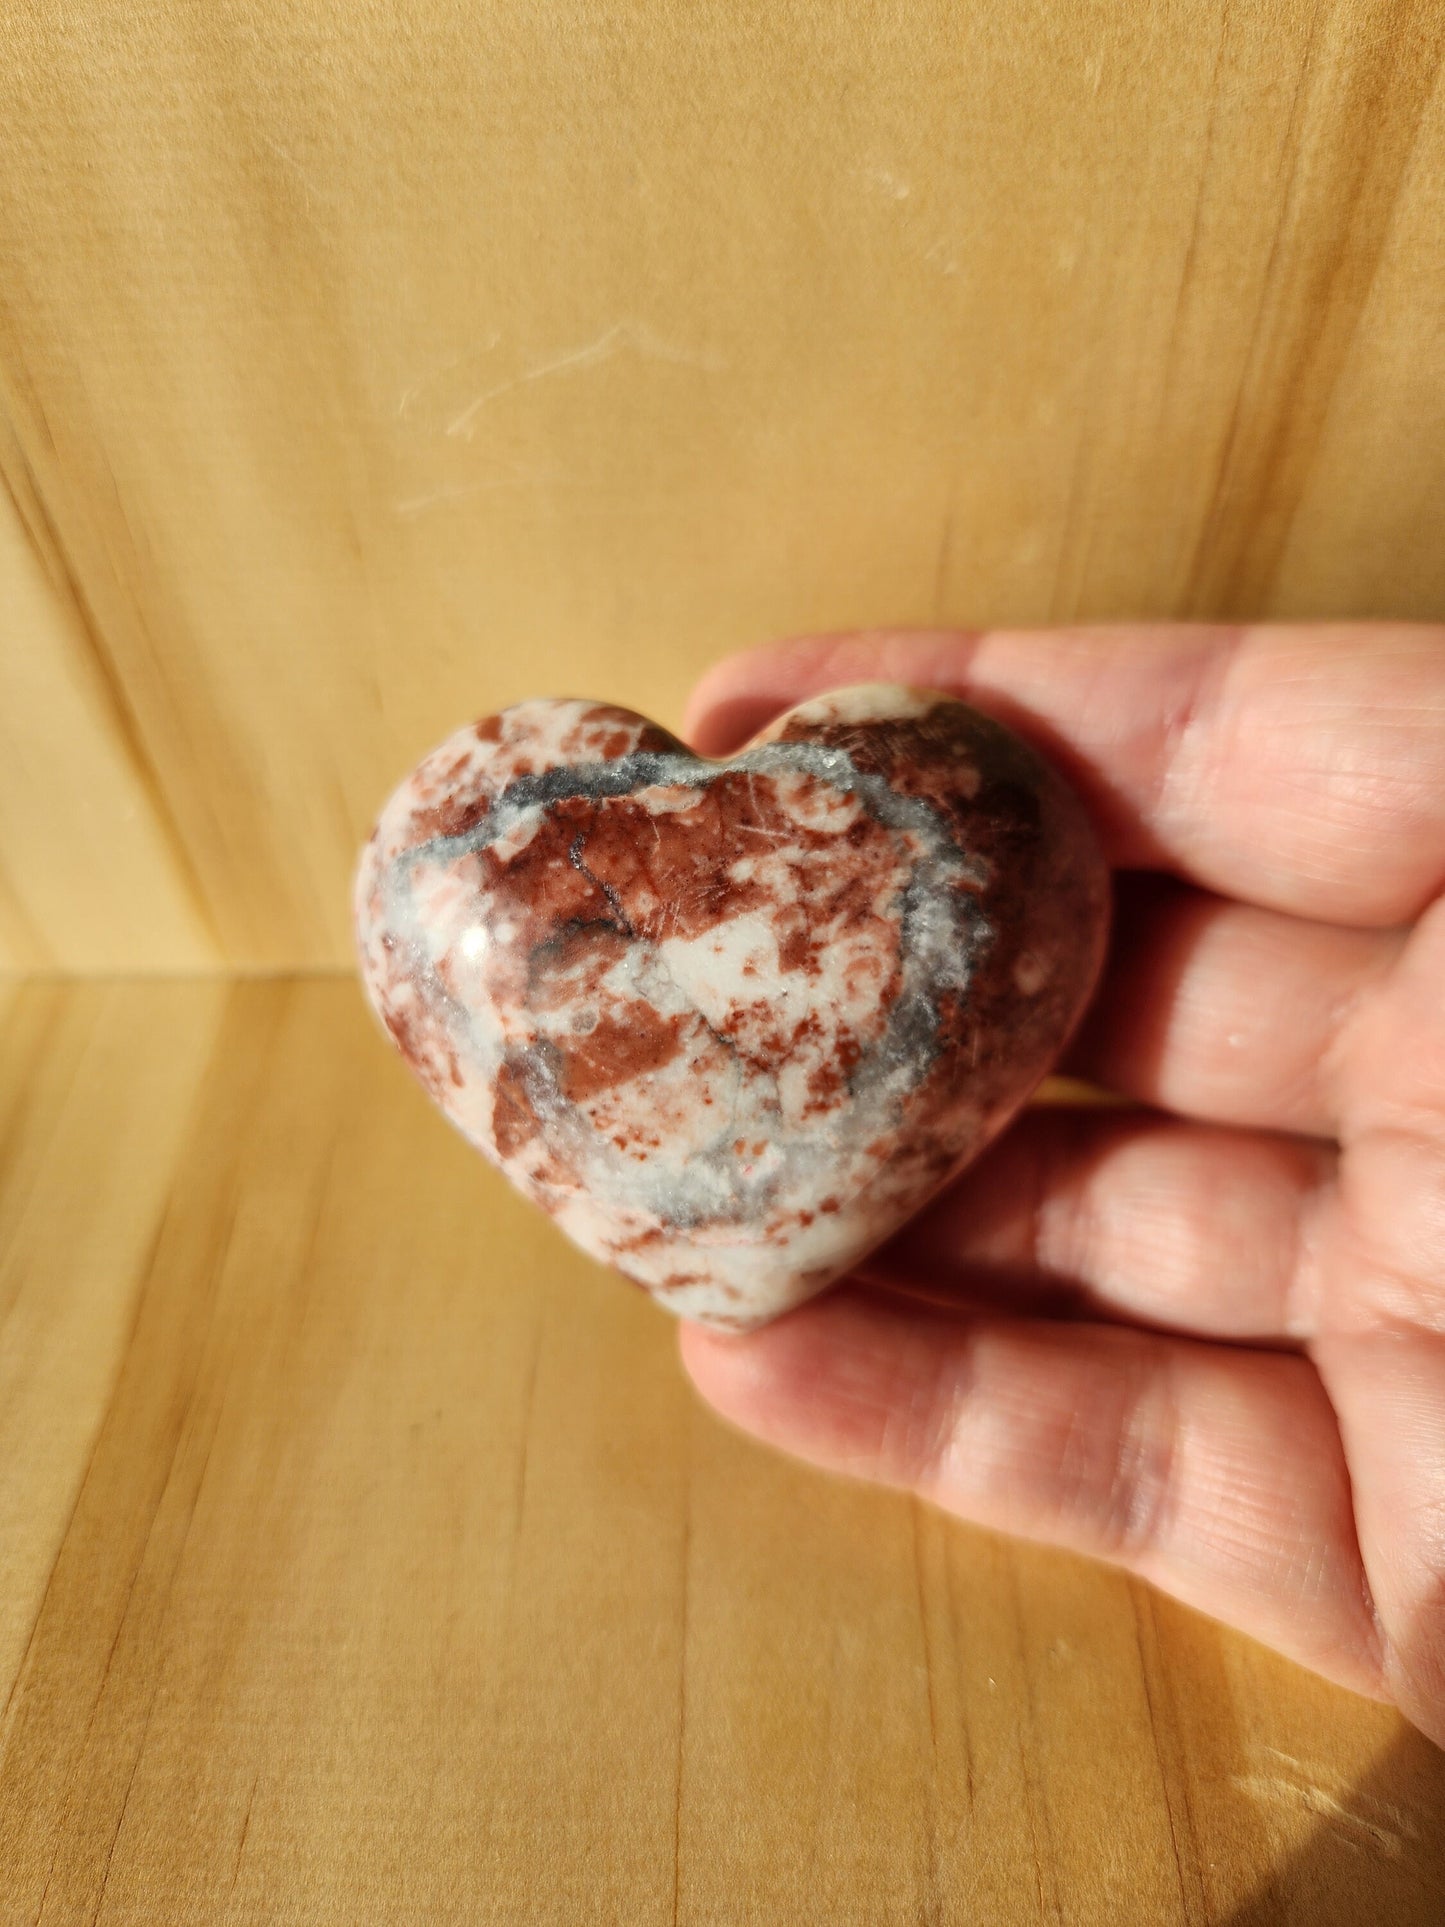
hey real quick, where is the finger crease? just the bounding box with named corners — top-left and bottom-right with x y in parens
top-left (1109, 1347), bottom-right (1181, 1560)
top-left (1320, 936), bottom-right (1401, 1134)
top-left (1153, 628), bottom-right (1244, 841)
top-left (1281, 1155), bottom-right (1334, 1339)
top-left (899, 1335), bottom-right (974, 1491)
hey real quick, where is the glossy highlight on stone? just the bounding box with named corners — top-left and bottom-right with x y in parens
top-left (354, 686), bottom-right (1109, 1328)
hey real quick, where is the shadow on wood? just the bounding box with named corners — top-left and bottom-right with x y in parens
top-left (1224, 1727), bottom-right (1445, 1926)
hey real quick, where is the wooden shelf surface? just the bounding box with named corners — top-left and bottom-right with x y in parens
top-left (1, 975), bottom-right (1442, 1922)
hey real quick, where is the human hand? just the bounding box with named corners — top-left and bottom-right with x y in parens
top-left (678, 624), bottom-right (1445, 1747)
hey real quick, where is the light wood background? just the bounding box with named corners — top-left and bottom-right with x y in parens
top-left (3, 4), bottom-right (1445, 1921)
top-left (2, 0), bottom-right (1445, 971)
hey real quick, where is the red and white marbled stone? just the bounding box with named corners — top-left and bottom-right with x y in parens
top-left (354, 686), bottom-right (1109, 1328)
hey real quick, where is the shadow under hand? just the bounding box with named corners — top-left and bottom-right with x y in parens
top-left (1225, 1724), bottom-right (1445, 1926)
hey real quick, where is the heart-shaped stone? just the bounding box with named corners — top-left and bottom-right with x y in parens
top-left (355, 685), bottom-right (1109, 1328)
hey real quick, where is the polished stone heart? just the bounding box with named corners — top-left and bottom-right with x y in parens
top-left (355, 686), bottom-right (1109, 1328)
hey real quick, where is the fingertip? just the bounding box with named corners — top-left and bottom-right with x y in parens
top-left (682, 629), bottom-right (979, 753)
top-left (676, 1300), bottom-right (817, 1425)
top-left (681, 683), bottom-right (788, 757)
top-left (678, 657), bottom-right (754, 754)
top-left (676, 1291), bottom-right (843, 1435)
top-left (675, 1313), bottom-right (749, 1392)
top-left (677, 1285), bottom-right (964, 1486)
top-left (681, 634), bottom-right (839, 752)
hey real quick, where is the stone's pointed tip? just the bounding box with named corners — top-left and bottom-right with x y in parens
top-left (355, 692), bottom-right (1108, 1327)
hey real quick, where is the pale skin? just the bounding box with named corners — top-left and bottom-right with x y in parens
top-left (677, 623), bottom-right (1445, 1748)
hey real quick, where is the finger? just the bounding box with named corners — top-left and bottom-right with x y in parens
top-left (684, 624), bottom-right (1445, 926)
top-left (1316, 1328), bottom-right (1445, 1746)
top-left (864, 1107), bottom-right (1332, 1341)
top-left (1310, 900), bottom-right (1445, 1744)
top-left (681, 1289), bottom-right (1385, 1699)
top-left (1336, 892), bottom-right (1445, 1145)
top-left (1063, 876), bottom-right (1402, 1138)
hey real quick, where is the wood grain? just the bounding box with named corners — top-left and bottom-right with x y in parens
top-left (1, 1), bottom-right (1443, 968)
top-left (2, 979), bottom-right (1442, 1923)
top-left (0, 980), bottom-right (224, 1696)
top-left (0, 448), bottom-right (220, 973)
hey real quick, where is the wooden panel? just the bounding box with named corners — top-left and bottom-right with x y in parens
top-left (0, 979), bottom-right (223, 1700)
top-left (1, 978), bottom-right (1442, 1922)
top-left (0, 444), bottom-right (220, 972)
top-left (0, 1), bottom-right (1442, 968)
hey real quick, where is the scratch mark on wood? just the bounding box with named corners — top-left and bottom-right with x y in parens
top-left (392, 470), bottom-right (565, 517)
top-left (1232, 1744), bottom-right (1418, 1859)
top-left (860, 165), bottom-right (913, 201)
top-left (1230, 1773), bottom-right (1406, 1856)
top-left (397, 335), bottom-right (504, 420)
top-left (446, 324), bottom-right (726, 439)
